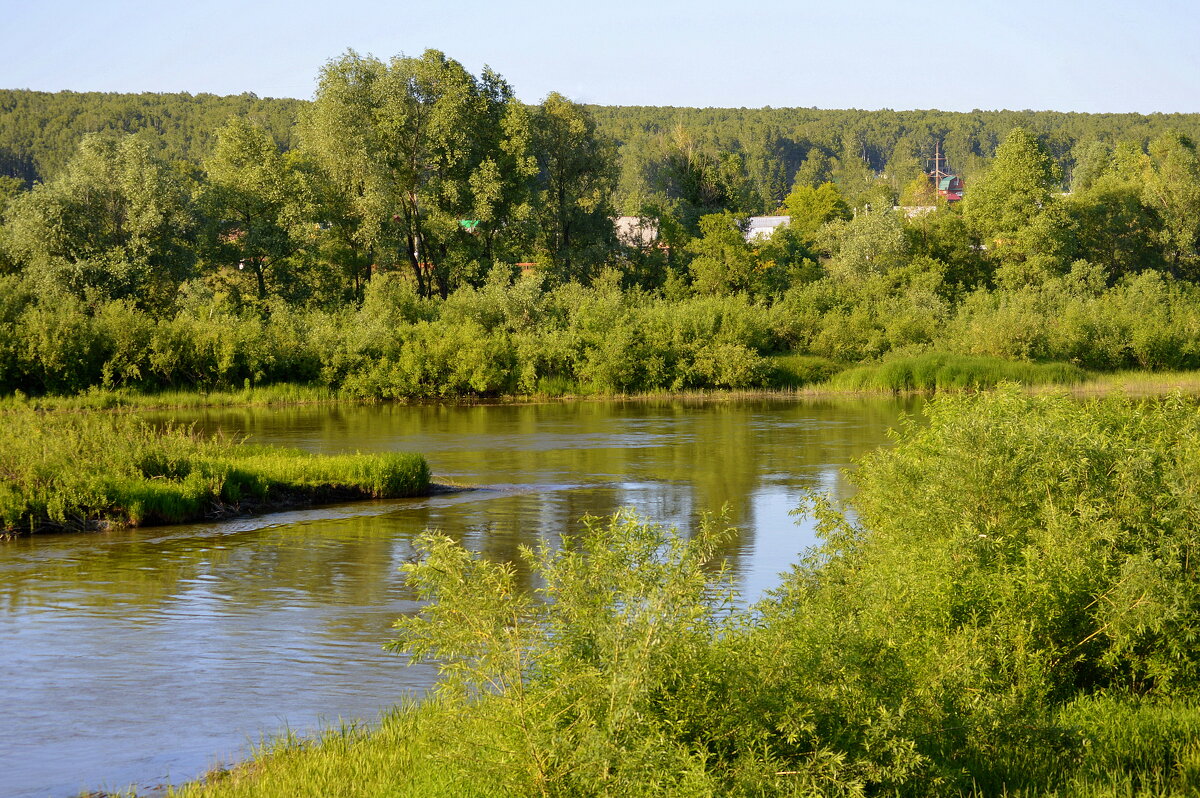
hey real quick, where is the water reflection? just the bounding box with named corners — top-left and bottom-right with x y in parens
top-left (1, 396), bottom-right (919, 798)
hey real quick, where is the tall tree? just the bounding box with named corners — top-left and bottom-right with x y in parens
top-left (198, 117), bottom-right (315, 301)
top-left (302, 49), bottom-right (529, 298)
top-left (963, 127), bottom-right (1061, 244)
top-left (685, 211), bottom-right (755, 295)
top-left (783, 182), bottom-right (851, 241)
top-left (1142, 131), bottom-right (1200, 277)
top-left (2, 133), bottom-right (194, 307)
top-left (531, 93), bottom-right (618, 284)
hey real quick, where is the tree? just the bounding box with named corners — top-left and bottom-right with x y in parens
top-left (2, 133), bottom-right (194, 307)
top-left (963, 127), bottom-right (1062, 243)
top-left (1142, 131), bottom-right (1200, 277)
top-left (1070, 140), bottom-right (1114, 193)
top-left (783, 182), bottom-right (851, 240)
top-left (820, 208), bottom-right (909, 283)
top-left (898, 175), bottom-right (938, 207)
top-left (198, 117), bottom-right (315, 301)
top-left (303, 49), bottom-right (528, 298)
top-left (685, 211), bottom-right (755, 295)
top-left (1067, 171), bottom-right (1163, 282)
top-left (791, 149), bottom-right (836, 190)
top-left (531, 93), bottom-right (618, 285)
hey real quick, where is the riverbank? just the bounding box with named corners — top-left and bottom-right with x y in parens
top-left (0, 408), bottom-right (431, 537)
top-left (166, 390), bottom-right (1200, 798)
top-left (9, 356), bottom-right (1200, 414)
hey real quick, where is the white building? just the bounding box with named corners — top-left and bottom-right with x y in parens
top-left (744, 215), bottom-right (790, 242)
top-left (613, 216), bottom-right (660, 247)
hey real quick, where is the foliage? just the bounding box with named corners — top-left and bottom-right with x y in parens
top-left (828, 352), bottom-right (1087, 392)
top-left (6, 62), bottom-right (1200, 402)
top-left (388, 510), bottom-right (738, 796)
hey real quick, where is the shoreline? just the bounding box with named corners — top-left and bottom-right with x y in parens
top-left (3, 481), bottom-right (474, 540)
top-left (7, 369), bottom-right (1200, 414)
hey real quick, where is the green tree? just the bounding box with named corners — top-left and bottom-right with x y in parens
top-left (1142, 131), bottom-right (1200, 277)
top-left (685, 212), bottom-right (755, 295)
top-left (2, 133), bottom-right (194, 307)
top-left (198, 118), bottom-right (315, 301)
top-left (791, 148), bottom-right (836, 190)
top-left (531, 93), bottom-right (618, 285)
top-left (963, 127), bottom-right (1062, 243)
top-left (1067, 171), bottom-right (1163, 282)
top-left (820, 208), bottom-right (909, 282)
top-left (783, 182), bottom-right (851, 240)
top-left (303, 49), bottom-right (525, 298)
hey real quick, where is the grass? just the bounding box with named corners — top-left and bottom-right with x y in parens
top-left (0, 382), bottom-right (341, 412)
top-left (166, 695), bottom-right (1200, 798)
top-left (0, 408), bottom-right (430, 536)
top-left (765, 352), bottom-right (845, 388)
top-left (1053, 369), bottom-right (1200, 398)
top-left (169, 697), bottom-right (500, 798)
top-left (827, 352), bottom-right (1090, 393)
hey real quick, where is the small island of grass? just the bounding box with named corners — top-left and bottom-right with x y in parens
top-left (0, 408), bottom-right (431, 537)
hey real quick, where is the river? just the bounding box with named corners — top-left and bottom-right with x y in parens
top-left (0, 396), bottom-right (918, 798)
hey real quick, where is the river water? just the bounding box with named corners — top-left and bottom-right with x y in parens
top-left (0, 397), bottom-right (917, 798)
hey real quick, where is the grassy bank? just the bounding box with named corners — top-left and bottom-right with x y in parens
top-left (0, 409), bottom-right (430, 536)
top-left (0, 382), bottom-right (341, 412)
top-left (170, 391), bottom-right (1200, 797)
top-left (7, 358), bottom-right (1200, 418)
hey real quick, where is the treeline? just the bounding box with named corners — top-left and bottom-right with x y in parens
top-left (4, 50), bottom-right (1200, 398)
top-left (6, 83), bottom-right (1200, 215)
top-left (0, 88), bottom-right (302, 185)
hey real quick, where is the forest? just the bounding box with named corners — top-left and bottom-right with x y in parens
top-left (3, 49), bottom-right (1200, 399)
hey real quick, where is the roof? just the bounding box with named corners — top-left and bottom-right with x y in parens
top-left (938, 175), bottom-right (960, 190)
top-left (744, 215), bottom-right (790, 241)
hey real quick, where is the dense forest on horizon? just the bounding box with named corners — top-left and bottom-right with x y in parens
top-left (5, 87), bottom-right (1200, 212)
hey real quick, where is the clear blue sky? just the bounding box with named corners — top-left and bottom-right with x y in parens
top-left (5, 0), bottom-right (1198, 113)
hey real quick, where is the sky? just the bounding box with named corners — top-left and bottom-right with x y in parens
top-left (4, 0), bottom-right (1199, 114)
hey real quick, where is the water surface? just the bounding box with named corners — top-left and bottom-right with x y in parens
top-left (0, 396), bottom-right (918, 797)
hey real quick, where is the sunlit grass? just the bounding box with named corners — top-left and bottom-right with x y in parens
top-left (170, 698), bottom-right (497, 798)
top-left (0, 383), bottom-right (342, 412)
top-left (0, 409), bottom-right (430, 535)
top-left (1051, 369), bottom-right (1200, 397)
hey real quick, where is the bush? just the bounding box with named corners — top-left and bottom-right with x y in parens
top-left (829, 352), bottom-right (1088, 392)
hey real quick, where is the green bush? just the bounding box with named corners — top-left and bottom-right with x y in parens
top-left (829, 352), bottom-right (1088, 392)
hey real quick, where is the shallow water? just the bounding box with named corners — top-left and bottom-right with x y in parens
top-left (0, 396), bottom-right (918, 798)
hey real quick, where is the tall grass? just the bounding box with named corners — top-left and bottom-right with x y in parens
top-left (0, 382), bottom-right (340, 412)
top-left (171, 698), bottom-right (498, 798)
top-left (828, 351), bottom-right (1089, 392)
top-left (0, 408), bottom-right (429, 535)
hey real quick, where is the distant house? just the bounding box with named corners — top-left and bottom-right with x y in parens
top-left (744, 215), bottom-right (790, 242)
top-left (895, 205), bottom-right (937, 219)
top-left (614, 216), bottom-right (660, 247)
top-left (937, 175), bottom-right (965, 202)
